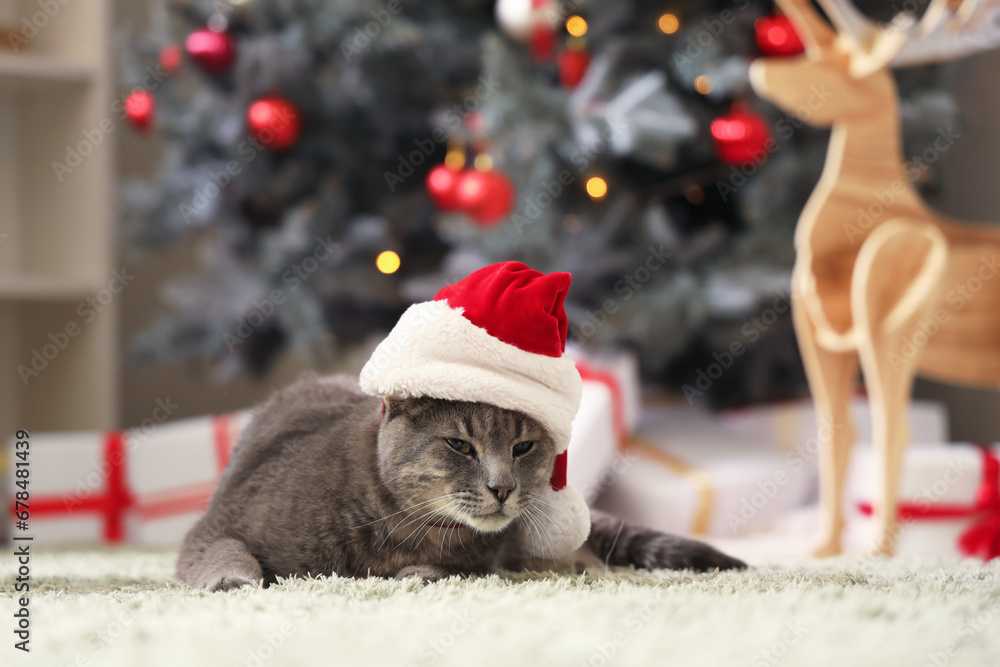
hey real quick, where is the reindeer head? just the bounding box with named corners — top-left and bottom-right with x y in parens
top-left (750, 0), bottom-right (1000, 127)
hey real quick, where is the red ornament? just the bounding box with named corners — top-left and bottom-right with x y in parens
top-left (185, 28), bottom-right (236, 74)
top-left (124, 90), bottom-right (155, 132)
top-left (456, 170), bottom-right (515, 226)
top-left (710, 108), bottom-right (773, 166)
top-left (754, 14), bottom-right (804, 57)
top-left (530, 23), bottom-right (556, 61)
top-left (426, 165), bottom-right (464, 210)
top-left (247, 97), bottom-right (302, 151)
top-left (159, 44), bottom-right (183, 75)
top-left (557, 47), bottom-right (591, 88)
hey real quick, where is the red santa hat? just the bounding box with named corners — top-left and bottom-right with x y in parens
top-left (359, 261), bottom-right (590, 558)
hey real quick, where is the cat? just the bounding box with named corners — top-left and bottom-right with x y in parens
top-left (178, 373), bottom-right (746, 591)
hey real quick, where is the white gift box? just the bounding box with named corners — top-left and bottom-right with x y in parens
top-left (6, 431), bottom-right (124, 545)
top-left (721, 397), bottom-right (949, 451)
top-left (566, 349), bottom-right (641, 502)
top-left (567, 346), bottom-right (642, 433)
top-left (129, 411), bottom-right (253, 546)
top-left (845, 442), bottom-right (1000, 559)
top-left (595, 405), bottom-right (817, 538)
top-left (5, 412), bottom-right (252, 546)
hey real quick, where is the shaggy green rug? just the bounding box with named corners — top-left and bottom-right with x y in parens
top-left (1, 550), bottom-right (999, 667)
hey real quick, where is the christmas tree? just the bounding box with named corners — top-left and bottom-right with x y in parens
top-left (122, 0), bottom-right (962, 407)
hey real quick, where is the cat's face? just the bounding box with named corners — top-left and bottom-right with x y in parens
top-left (376, 396), bottom-right (556, 533)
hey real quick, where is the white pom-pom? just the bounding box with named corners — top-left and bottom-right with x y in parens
top-left (521, 483), bottom-right (591, 559)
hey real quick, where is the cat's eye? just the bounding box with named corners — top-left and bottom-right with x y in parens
top-left (445, 438), bottom-right (473, 456)
top-left (512, 441), bottom-right (534, 456)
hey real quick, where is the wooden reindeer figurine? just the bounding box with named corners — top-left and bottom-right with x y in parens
top-left (750, 0), bottom-right (1000, 556)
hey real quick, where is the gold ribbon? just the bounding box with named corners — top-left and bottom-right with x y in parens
top-left (627, 436), bottom-right (715, 536)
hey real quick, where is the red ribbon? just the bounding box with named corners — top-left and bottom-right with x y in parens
top-left (14, 431), bottom-right (133, 543)
top-left (576, 361), bottom-right (628, 448)
top-left (133, 414), bottom-right (236, 521)
top-left (857, 447), bottom-right (1000, 560)
top-left (10, 415), bottom-right (240, 540)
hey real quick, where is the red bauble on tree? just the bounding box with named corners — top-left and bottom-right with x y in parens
top-left (557, 47), bottom-right (591, 88)
top-left (426, 165), bottom-right (464, 210)
top-left (456, 170), bottom-right (515, 226)
top-left (530, 24), bottom-right (556, 61)
top-left (754, 13), bottom-right (804, 57)
top-left (247, 97), bottom-right (302, 151)
top-left (159, 44), bottom-right (183, 75)
top-left (124, 89), bottom-right (155, 132)
top-left (185, 28), bottom-right (236, 74)
top-left (710, 107), bottom-right (773, 166)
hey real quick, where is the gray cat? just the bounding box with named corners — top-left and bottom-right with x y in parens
top-left (178, 374), bottom-right (745, 591)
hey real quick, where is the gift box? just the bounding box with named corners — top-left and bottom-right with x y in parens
top-left (845, 442), bottom-right (1000, 559)
top-left (566, 349), bottom-right (641, 502)
top-left (129, 411), bottom-right (253, 546)
top-left (721, 397), bottom-right (949, 451)
top-left (6, 411), bottom-right (252, 546)
top-left (6, 431), bottom-right (129, 545)
top-left (567, 346), bottom-right (642, 434)
top-left (595, 404), bottom-right (818, 538)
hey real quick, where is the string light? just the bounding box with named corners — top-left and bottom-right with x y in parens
top-left (563, 214), bottom-right (582, 233)
top-left (473, 154), bottom-right (493, 171)
top-left (585, 176), bottom-right (608, 199)
top-left (684, 183), bottom-right (705, 205)
top-left (658, 13), bottom-right (680, 34)
top-left (694, 75), bottom-right (713, 94)
top-left (444, 146), bottom-right (465, 170)
top-left (376, 250), bottom-right (400, 274)
top-left (566, 16), bottom-right (588, 37)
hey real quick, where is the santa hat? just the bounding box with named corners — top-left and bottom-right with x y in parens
top-left (359, 261), bottom-right (590, 558)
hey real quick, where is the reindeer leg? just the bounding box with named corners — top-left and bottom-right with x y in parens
top-left (851, 219), bottom-right (948, 557)
top-left (855, 327), bottom-right (917, 557)
top-left (792, 280), bottom-right (858, 557)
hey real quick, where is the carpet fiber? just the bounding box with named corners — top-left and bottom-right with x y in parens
top-left (2, 550), bottom-right (1000, 667)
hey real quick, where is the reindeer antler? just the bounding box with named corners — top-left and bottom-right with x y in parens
top-left (774, 0), bottom-right (837, 54)
top-left (817, 0), bottom-right (1000, 76)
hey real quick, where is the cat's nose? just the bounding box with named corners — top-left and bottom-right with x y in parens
top-left (488, 485), bottom-right (514, 503)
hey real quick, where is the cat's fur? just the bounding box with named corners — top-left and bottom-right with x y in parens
top-left (178, 374), bottom-right (745, 591)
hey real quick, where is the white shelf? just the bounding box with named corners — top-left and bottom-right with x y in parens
top-left (0, 53), bottom-right (94, 93)
top-left (0, 0), bottom-right (116, 438)
top-left (0, 275), bottom-right (99, 301)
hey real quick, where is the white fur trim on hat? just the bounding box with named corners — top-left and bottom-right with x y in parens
top-left (359, 300), bottom-right (582, 452)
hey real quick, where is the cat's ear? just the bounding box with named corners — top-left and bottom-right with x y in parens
top-left (381, 396), bottom-right (408, 422)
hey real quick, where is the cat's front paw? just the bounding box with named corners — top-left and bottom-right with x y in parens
top-left (208, 575), bottom-right (259, 592)
top-left (394, 565), bottom-right (452, 584)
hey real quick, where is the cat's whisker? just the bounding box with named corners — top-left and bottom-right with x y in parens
top-left (525, 505), bottom-right (557, 564)
top-left (402, 501), bottom-right (461, 553)
top-left (437, 503), bottom-right (467, 561)
top-left (412, 504), bottom-right (459, 555)
top-left (521, 506), bottom-right (548, 562)
top-left (527, 494), bottom-right (573, 523)
top-left (352, 495), bottom-right (446, 529)
top-left (520, 511), bottom-right (540, 557)
top-left (385, 506), bottom-right (442, 554)
top-left (526, 501), bottom-right (564, 536)
top-left (375, 494), bottom-right (457, 552)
